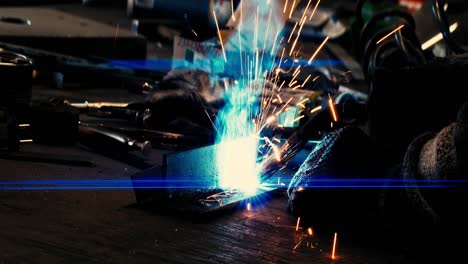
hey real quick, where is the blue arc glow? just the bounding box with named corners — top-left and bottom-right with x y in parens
top-left (215, 0), bottom-right (288, 194)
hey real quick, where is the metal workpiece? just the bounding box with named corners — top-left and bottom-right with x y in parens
top-left (132, 142), bottom-right (274, 214)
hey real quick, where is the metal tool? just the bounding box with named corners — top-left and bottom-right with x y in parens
top-left (102, 125), bottom-right (213, 148)
top-left (79, 123), bottom-right (152, 156)
top-left (68, 100), bottom-right (152, 126)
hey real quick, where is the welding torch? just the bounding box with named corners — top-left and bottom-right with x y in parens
top-left (259, 101), bottom-right (367, 182)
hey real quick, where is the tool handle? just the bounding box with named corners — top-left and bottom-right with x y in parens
top-left (79, 125), bottom-right (152, 155)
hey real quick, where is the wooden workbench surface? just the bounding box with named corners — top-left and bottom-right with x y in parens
top-left (0, 149), bottom-right (392, 264)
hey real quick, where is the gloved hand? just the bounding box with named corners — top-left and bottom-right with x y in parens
top-left (401, 101), bottom-right (468, 226)
top-left (287, 127), bottom-right (381, 231)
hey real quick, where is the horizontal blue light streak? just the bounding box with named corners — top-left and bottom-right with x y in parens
top-left (105, 59), bottom-right (343, 71)
top-left (0, 178), bottom-right (460, 191)
top-left (0, 185), bottom-right (453, 191)
top-left (0, 178), bottom-right (466, 185)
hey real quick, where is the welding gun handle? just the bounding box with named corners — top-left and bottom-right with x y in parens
top-left (259, 102), bottom-right (368, 181)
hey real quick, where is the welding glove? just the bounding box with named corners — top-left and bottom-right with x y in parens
top-left (369, 54), bottom-right (468, 166)
top-left (399, 101), bottom-right (468, 227)
top-left (287, 126), bottom-right (381, 231)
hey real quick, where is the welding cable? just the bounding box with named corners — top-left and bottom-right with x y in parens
top-left (358, 9), bottom-right (416, 57)
top-left (432, 0), bottom-right (467, 54)
top-left (357, 6), bottom-right (424, 81)
top-left (394, 29), bottom-right (426, 64)
top-left (366, 30), bottom-right (425, 80)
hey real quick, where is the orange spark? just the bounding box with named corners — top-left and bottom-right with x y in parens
top-left (328, 95), bottom-right (338, 122)
top-left (270, 142), bottom-right (282, 161)
top-left (271, 29), bottom-right (281, 56)
top-left (231, 0), bottom-right (236, 21)
top-left (295, 217), bottom-right (301, 231)
top-left (279, 80), bottom-right (286, 91)
top-left (307, 227), bottom-right (313, 236)
top-left (376, 24), bottom-right (405, 44)
top-left (192, 29), bottom-right (198, 37)
top-left (289, 80), bottom-right (298, 87)
top-left (276, 97), bottom-right (293, 115)
top-left (284, 0), bottom-right (289, 13)
top-left (308, 36), bottom-right (329, 65)
top-left (293, 115), bottom-right (305, 122)
top-left (290, 0), bottom-right (313, 55)
top-left (310, 105), bottom-right (322, 114)
top-left (293, 236), bottom-right (304, 251)
top-left (213, 11), bottom-right (227, 62)
top-left (276, 94), bottom-right (283, 104)
top-left (262, 137), bottom-right (282, 161)
top-left (301, 74), bottom-right (312, 87)
top-left (309, 0), bottom-right (321, 20)
top-left (331, 232), bottom-right (338, 259)
top-left (313, 75), bottom-right (320, 82)
top-left (293, 65), bottom-right (301, 76)
top-left (288, 22), bottom-right (299, 43)
top-left (289, 0), bottom-right (296, 18)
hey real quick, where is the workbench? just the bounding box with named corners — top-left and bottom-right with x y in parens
top-left (0, 143), bottom-right (394, 264)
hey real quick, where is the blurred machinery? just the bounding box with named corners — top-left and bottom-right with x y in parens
top-left (127, 0), bottom-right (237, 38)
